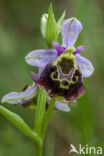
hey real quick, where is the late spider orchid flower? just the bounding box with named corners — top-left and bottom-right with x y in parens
top-left (1, 18), bottom-right (94, 112)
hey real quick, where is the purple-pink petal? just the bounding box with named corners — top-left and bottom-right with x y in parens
top-left (47, 96), bottom-right (70, 112)
top-left (1, 85), bottom-right (37, 105)
top-left (62, 17), bottom-right (83, 47)
top-left (73, 46), bottom-right (85, 55)
top-left (25, 49), bottom-right (57, 68)
top-left (30, 71), bottom-right (40, 82)
top-left (55, 100), bottom-right (70, 112)
top-left (75, 54), bottom-right (94, 78)
top-left (53, 42), bottom-right (66, 56)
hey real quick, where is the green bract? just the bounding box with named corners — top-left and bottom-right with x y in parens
top-left (40, 4), bottom-right (65, 48)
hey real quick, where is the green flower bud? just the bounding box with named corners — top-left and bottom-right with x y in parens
top-left (40, 13), bottom-right (48, 38)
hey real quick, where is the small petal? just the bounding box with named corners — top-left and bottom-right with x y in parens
top-left (55, 100), bottom-right (70, 112)
top-left (62, 17), bottom-right (83, 47)
top-left (1, 85), bottom-right (37, 105)
top-left (30, 71), bottom-right (40, 82)
top-left (75, 54), bottom-right (94, 78)
top-left (53, 42), bottom-right (66, 56)
top-left (25, 49), bottom-right (57, 68)
top-left (73, 46), bottom-right (85, 55)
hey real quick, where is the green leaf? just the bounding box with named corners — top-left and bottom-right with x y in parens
top-left (57, 11), bottom-right (66, 34)
top-left (40, 98), bottom-right (56, 140)
top-left (0, 105), bottom-right (41, 146)
top-left (45, 4), bottom-right (58, 48)
top-left (35, 88), bottom-right (47, 134)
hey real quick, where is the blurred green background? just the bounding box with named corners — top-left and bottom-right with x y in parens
top-left (0, 0), bottom-right (104, 155)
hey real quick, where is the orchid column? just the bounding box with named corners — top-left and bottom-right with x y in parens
top-left (1, 4), bottom-right (94, 156)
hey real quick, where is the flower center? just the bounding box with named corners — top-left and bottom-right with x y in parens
top-left (58, 57), bottom-right (74, 74)
top-left (53, 46), bottom-right (76, 74)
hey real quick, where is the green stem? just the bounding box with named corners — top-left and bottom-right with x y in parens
top-left (40, 98), bottom-right (56, 140)
top-left (36, 143), bottom-right (43, 156)
top-left (34, 88), bottom-right (47, 156)
top-left (34, 97), bottom-right (56, 156)
top-left (35, 88), bottom-right (47, 134)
